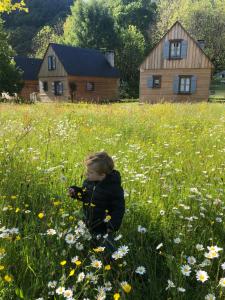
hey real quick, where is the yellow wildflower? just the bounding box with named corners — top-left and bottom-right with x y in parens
top-left (60, 260), bottom-right (67, 266)
top-left (38, 212), bottom-right (44, 219)
top-left (93, 247), bottom-right (105, 252)
top-left (104, 215), bottom-right (111, 222)
top-left (114, 293), bottom-right (120, 300)
top-left (0, 265), bottom-right (5, 270)
top-left (75, 260), bottom-right (81, 266)
top-left (105, 265), bottom-right (111, 270)
top-left (121, 281), bottom-right (132, 293)
top-left (4, 275), bottom-right (13, 282)
top-left (69, 269), bottom-right (75, 276)
top-left (15, 208), bottom-right (20, 213)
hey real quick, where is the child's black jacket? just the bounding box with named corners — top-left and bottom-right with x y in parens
top-left (70, 170), bottom-right (125, 234)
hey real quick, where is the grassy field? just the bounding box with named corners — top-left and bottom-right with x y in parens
top-left (209, 82), bottom-right (225, 102)
top-left (0, 102), bottom-right (225, 300)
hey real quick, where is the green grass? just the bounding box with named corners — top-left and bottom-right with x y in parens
top-left (0, 102), bottom-right (225, 300)
top-left (209, 82), bottom-right (225, 102)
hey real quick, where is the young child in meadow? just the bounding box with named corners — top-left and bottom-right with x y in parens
top-left (68, 151), bottom-right (125, 260)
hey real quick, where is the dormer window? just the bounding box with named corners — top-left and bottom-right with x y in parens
top-left (48, 56), bottom-right (56, 71)
top-left (170, 40), bottom-right (182, 59)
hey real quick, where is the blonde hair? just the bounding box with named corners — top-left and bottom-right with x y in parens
top-left (85, 151), bottom-right (114, 175)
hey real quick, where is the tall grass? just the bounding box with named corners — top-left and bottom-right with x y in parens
top-left (0, 102), bottom-right (225, 300)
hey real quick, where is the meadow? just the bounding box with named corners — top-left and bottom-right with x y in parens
top-left (0, 102), bottom-right (225, 300)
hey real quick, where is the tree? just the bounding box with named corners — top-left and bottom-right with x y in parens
top-left (0, 19), bottom-right (24, 96)
top-left (31, 24), bottom-right (63, 58)
top-left (3, 0), bottom-right (72, 56)
top-left (116, 25), bottom-right (145, 98)
top-left (0, 0), bottom-right (28, 13)
top-left (107, 0), bottom-right (156, 42)
top-left (63, 0), bottom-right (118, 49)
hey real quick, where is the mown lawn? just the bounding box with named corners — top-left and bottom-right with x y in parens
top-left (0, 102), bottom-right (225, 300)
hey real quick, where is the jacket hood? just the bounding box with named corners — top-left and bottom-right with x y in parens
top-left (103, 169), bottom-right (121, 185)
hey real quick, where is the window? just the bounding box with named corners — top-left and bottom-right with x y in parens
top-left (170, 40), bottom-right (182, 59)
top-left (86, 82), bottom-right (95, 91)
top-left (43, 81), bottom-right (48, 92)
top-left (54, 81), bottom-right (63, 95)
top-left (48, 56), bottom-right (56, 70)
top-left (152, 76), bottom-right (161, 88)
top-left (179, 76), bottom-right (192, 94)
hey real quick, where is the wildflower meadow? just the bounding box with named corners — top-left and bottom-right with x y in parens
top-left (0, 102), bottom-right (225, 300)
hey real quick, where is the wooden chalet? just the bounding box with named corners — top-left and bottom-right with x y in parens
top-left (139, 21), bottom-right (214, 103)
top-left (38, 43), bottom-right (120, 102)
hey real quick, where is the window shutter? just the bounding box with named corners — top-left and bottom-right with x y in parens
top-left (48, 57), bottom-right (51, 70)
top-left (181, 40), bottom-right (188, 58)
top-left (39, 81), bottom-right (43, 91)
top-left (59, 82), bottom-right (63, 94)
top-left (191, 76), bottom-right (197, 93)
top-left (147, 76), bottom-right (153, 88)
top-left (52, 56), bottom-right (56, 69)
top-left (163, 40), bottom-right (170, 59)
top-left (52, 82), bottom-right (55, 94)
top-left (173, 76), bottom-right (179, 94)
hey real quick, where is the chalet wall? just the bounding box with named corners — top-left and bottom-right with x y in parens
top-left (18, 80), bottom-right (39, 100)
top-left (140, 22), bottom-right (213, 71)
top-left (140, 68), bottom-right (212, 103)
top-left (38, 46), bottom-right (67, 78)
top-left (68, 76), bottom-right (119, 102)
top-left (38, 76), bottom-right (69, 102)
top-left (38, 76), bottom-right (119, 102)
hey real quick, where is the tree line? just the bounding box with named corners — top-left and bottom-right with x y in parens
top-left (0, 0), bottom-right (225, 98)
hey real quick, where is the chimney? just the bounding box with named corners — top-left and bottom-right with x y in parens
top-left (104, 50), bottom-right (115, 67)
top-left (197, 40), bottom-right (205, 50)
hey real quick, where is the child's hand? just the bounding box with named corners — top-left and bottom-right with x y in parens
top-left (68, 188), bottom-right (76, 198)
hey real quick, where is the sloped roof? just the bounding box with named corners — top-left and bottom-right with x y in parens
top-left (48, 43), bottom-right (120, 78)
top-left (14, 56), bottom-right (42, 80)
top-left (140, 21), bottom-right (214, 70)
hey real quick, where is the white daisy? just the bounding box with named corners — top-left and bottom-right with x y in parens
top-left (181, 265), bottom-right (191, 276)
top-left (91, 260), bottom-right (102, 269)
top-left (135, 266), bottom-right (146, 275)
top-left (205, 294), bottom-right (216, 300)
top-left (196, 270), bottom-right (209, 283)
top-left (219, 277), bottom-right (225, 287)
top-left (56, 286), bottom-right (65, 295)
top-left (63, 289), bottom-right (73, 298)
top-left (65, 233), bottom-right (76, 244)
top-left (187, 256), bottom-right (196, 265)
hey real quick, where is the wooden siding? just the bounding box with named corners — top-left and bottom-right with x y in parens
top-left (140, 68), bottom-right (212, 103)
top-left (18, 80), bottom-right (39, 100)
top-left (38, 45), bottom-right (67, 78)
top-left (140, 22), bottom-right (213, 71)
top-left (38, 76), bottom-right (69, 102)
top-left (38, 76), bottom-right (119, 102)
top-left (67, 76), bottom-right (119, 102)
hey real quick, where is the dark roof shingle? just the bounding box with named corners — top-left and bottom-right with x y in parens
top-left (14, 56), bottom-right (42, 81)
top-left (50, 43), bottom-right (120, 78)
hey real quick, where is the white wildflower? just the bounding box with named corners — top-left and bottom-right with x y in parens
top-left (196, 270), bottom-right (209, 283)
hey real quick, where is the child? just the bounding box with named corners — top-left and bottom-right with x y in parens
top-left (68, 151), bottom-right (125, 259)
